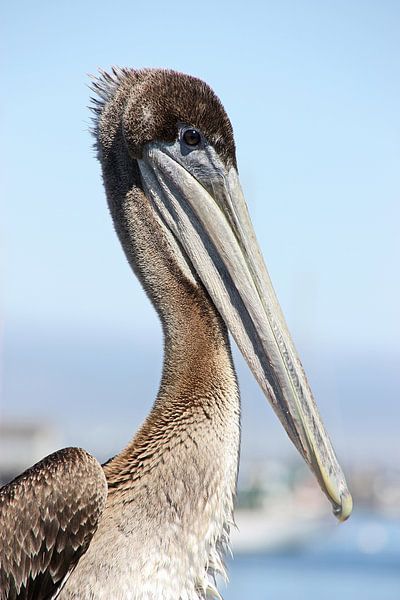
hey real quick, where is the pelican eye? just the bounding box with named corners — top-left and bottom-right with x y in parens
top-left (183, 129), bottom-right (201, 146)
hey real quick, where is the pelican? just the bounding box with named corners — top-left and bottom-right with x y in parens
top-left (0, 68), bottom-right (352, 600)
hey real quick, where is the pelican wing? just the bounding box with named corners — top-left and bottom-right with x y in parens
top-left (0, 447), bottom-right (107, 600)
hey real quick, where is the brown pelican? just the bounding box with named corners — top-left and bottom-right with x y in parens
top-left (0, 68), bottom-right (352, 600)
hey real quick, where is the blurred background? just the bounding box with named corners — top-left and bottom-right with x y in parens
top-left (1, 1), bottom-right (399, 598)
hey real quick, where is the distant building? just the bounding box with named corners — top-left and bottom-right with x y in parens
top-left (0, 421), bottom-right (60, 485)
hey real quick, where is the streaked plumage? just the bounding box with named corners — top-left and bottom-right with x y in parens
top-left (0, 68), bottom-right (351, 599)
top-left (0, 448), bottom-right (107, 599)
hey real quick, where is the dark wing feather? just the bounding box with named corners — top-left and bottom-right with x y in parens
top-left (0, 447), bottom-right (107, 600)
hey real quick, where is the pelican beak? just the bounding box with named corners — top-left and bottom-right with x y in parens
top-left (138, 141), bottom-right (352, 522)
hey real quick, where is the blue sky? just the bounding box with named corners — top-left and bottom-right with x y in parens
top-left (2, 1), bottom-right (399, 464)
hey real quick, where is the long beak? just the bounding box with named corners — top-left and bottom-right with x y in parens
top-left (138, 143), bottom-right (352, 521)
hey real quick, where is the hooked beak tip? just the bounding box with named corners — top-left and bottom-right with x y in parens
top-left (315, 453), bottom-right (353, 522)
top-left (333, 490), bottom-right (353, 522)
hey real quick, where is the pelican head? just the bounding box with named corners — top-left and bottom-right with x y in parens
top-left (92, 68), bottom-right (352, 521)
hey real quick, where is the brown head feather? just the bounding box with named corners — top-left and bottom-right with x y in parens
top-left (91, 68), bottom-right (237, 168)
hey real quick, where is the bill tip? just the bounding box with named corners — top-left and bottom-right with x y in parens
top-left (333, 490), bottom-right (353, 522)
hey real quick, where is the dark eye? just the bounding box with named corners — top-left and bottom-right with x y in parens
top-left (183, 128), bottom-right (201, 146)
